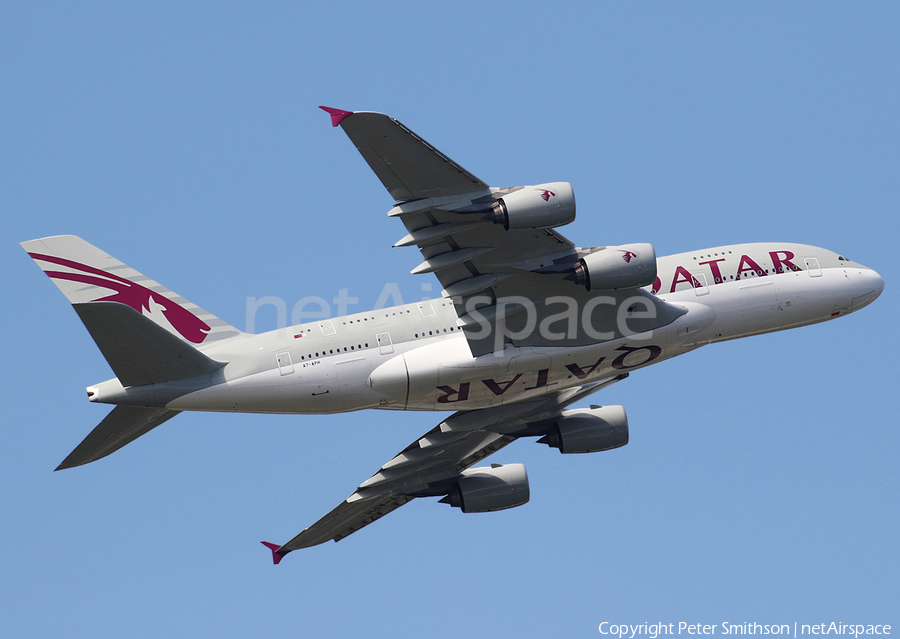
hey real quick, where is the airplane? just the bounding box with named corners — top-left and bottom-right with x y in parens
top-left (21, 106), bottom-right (884, 564)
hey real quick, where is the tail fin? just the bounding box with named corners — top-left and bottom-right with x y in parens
top-left (22, 235), bottom-right (238, 386)
top-left (21, 235), bottom-right (241, 346)
top-left (57, 405), bottom-right (181, 470)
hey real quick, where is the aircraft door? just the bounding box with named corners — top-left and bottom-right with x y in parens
top-left (275, 351), bottom-right (294, 376)
top-left (318, 320), bottom-right (337, 335)
top-left (805, 258), bottom-right (822, 277)
top-left (417, 301), bottom-right (435, 317)
top-left (693, 272), bottom-right (710, 296)
top-left (376, 331), bottom-right (394, 355)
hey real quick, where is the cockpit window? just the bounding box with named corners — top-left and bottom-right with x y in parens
top-left (838, 256), bottom-right (847, 261)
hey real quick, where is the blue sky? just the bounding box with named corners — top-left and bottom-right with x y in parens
top-left (2, 2), bottom-right (897, 637)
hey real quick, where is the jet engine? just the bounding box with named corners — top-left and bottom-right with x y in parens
top-left (538, 406), bottom-right (629, 454)
top-left (572, 243), bottom-right (657, 290)
top-left (439, 463), bottom-right (530, 513)
top-left (490, 182), bottom-right (576, 230)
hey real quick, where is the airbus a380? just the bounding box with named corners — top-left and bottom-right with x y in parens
top-left (22, 107), bottom-right (883, 563)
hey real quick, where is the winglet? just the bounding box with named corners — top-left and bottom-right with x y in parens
top-left (261, 541), bottom-right (286, 565)
top-left (319, 106), bottom-right (353, 127)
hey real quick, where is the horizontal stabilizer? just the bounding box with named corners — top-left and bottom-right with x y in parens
top-left (57, 405), bottom-right (181, 470)
top-left (74, 301), bottom-right (225, 387)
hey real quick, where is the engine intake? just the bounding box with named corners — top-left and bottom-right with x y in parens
top-left (439, 463), bottom-right (530, 513)
top-left (538, 406), bottom-right (629, 454)
top-left (572, 243), bottom-right (657, 291)
top-left (491, 182), bottom-right (576, 230)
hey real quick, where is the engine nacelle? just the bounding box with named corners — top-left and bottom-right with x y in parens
top-left (538, 406), bottom-right (629, 454)
top-left (440, 463), bottom-right (530, 513)
top-left (491, 182), bottom-right (576, 230)
top-left (572, 243), bottom-right (657, 291)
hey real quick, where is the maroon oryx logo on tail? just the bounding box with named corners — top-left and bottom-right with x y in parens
top-left (29, 253), bottom-right (211, 343)
top-left (621, 250), bottom-right (638, 263)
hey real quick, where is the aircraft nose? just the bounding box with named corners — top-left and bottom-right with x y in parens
top-left (871, 268), bottom-right (885, 298)
top-left (850, 268), bottom-right (884, 311)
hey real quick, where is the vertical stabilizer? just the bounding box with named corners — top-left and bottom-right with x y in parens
top-left (21, 235), bottom-right (241, 346)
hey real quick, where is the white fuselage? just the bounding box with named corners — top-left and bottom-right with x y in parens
top-left (89, 242), bottom-right (883, 414)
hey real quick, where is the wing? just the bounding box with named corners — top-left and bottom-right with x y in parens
top-left (262, 375), bottom-right (626, 562)
top-left (320, 107), bottom-right (488, 200)
top-left (322, 108), bottom-right (685, 357)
